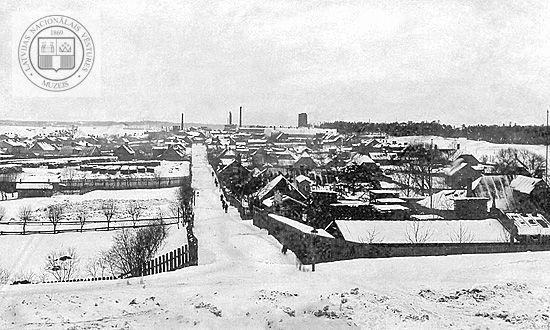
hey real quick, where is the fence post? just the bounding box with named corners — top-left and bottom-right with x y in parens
top-left (177, 247), bottom-right (182, 268)
top-left (184, 245), bottom-right (189, 266)
top-left (161, 254), bottom-right (166, 273)
top-left (189, 237), bottom-right (198, 266)
top-left (169, 251), bottom-right (174, 271)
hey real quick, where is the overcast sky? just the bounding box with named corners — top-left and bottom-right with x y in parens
top-left (1, 0), bottom-right (550, 126)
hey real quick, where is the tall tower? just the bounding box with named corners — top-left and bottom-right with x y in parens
top-left (239, 106), bottom-right (242, 127)
top-left (298, 113), bottom-right (308, 127)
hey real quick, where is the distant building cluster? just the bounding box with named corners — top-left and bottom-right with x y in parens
top-left (207, 123), bottom-right (550, 245)
top-left (0, 125), bottom-right (207, 198)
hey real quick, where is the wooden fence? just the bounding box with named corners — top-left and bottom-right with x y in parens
top-left (0, 215), bottom-right (184, 235)
top-left (121, 242), bottom-right (198, 278)
top-left (13, 241), bottom-right (198, 286)
top-left (59, 176), bottom-right (189, 192)
top-left (252, 208), bottom-right (550, 264)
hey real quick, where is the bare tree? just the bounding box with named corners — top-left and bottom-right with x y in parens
top-left (47, 204), bottom-right (63, 234)
top-left (13, 271), bottom-right (36, 284)
top-left (449, 222), bottom-right (474, 243)
top-left (85, 254), bottom-right (111, 278)
top-left (358, 227), bottom-right (383, 243)
top-left (76, 210), bottom-right (87, 232)
top-left (405, 220), bottom-right (433, 243)
top-left (495, 147), bottom-right (545, 177)
top-left (19, 205), bottom-right (33, 234)
top-left (61, 167), bottom-right (78, 183)
top-left (514, 149), bottom-right (545, 177)
top-left (44, 247), bottom-right (79, 282)
top-left (397, 144), bottom-right (447, 196)
top-left (101, 200), bottom-right (116, 230)
top-left (0, 268), bottom-right (10, 284)
top-left (0, 206), bottom-right (6, 221)
top-left (106, 218), bottom-right (168, 277)
top-left (126, 201), bottom-right (143, 228)
top-left (100, 250), bottom-right (118, 277)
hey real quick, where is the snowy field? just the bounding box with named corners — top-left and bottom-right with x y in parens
top-left (0, 124), bottom-right (150, 138)
top-left (0, 187), bottom-right (180, 220)
top-left (0, 187), bottom-right (187, 282)
top-left (391, 135), bottom-right (547, 162)
top-left (0, 144), bottom-right (549, 328)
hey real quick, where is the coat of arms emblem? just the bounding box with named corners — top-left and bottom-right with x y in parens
top-left (38, 37), bottom-right (75, 71)
top-left (18, 15), bottom-right (95, 91)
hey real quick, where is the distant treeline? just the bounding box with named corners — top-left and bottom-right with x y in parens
top-left (319, 121), bottom-right (550, 145)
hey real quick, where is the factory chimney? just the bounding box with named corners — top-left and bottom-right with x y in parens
top-left (239, 106), bottom-right (242, 127)
top-left (229, 111), bottom-right (232, 125)
top-left (181, 113), bottom-right (184, 130)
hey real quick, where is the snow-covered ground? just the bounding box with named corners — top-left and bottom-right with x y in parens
top-left (1, 145), bottom-right (550, 328)
top-left (391, 135), bottom-right (547, 162)
top-left (0, 187), bottom-right (179, 220)
top-left (0, 187), bottom-right (186, 281)
top-left (0, 124), bottom-right (149, 138)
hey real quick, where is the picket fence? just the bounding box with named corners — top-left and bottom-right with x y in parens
top-left (121, 242), bottom-right (198, 278)
top-left (17, 243), bottom-right (198, 285)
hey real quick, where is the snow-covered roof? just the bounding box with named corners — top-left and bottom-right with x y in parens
top-left (335, 219), bottom-right (507, 243)
top-left (510, 175), bottom-right (544, 195)
top-left (262, 195), bottom-right (306, 208)
top-left (347, 154), bottom-right (375, 166)
top-left (372, 204), bottom-right (409, 212)
top-left (295, 175), bottom-right (312, 183)
top-left (506, 212), bottom-right (550, 236)
top-left (369, 189), bottom-right (400, 195)
top-left (330, 200), bottom-right (369, 207)
top-left (255, 175), bottom-right (286, 200)
top-left (16, 182), bottom-right (53, 190)
top-left (473, 176), bottom-right (516, 211)
top-left (417, 190), bottom-right (467, 211)
top-left (375, 197), bottom-right (406, 204)
top-left (269, 214), bottom-right (333, 238)
top-left (445, 161), bottom-right (469, 176)
top-left (35, 142), bottom-right (56, 151)
top-left (118, 144), bottom-right (135, 155)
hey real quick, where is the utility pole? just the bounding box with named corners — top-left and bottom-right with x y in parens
top-left (430, 139), bottom-right (433, 212)
top-left (546, 109), bottom-right (549, 183)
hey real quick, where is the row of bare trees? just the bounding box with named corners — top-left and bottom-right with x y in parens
top-left (11, 200), bottom-right (158, 234)
top-left (356, 221), bottom-right (512, 244)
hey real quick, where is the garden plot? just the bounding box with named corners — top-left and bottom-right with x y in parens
top-left (0, 187), bottom-right (188, 281)
top-left (0, 188), bottom-right (178, 220)
top-left (0, 223), bottom-right (187, 282)
top-left (0, 187), bottom-right (180, 223)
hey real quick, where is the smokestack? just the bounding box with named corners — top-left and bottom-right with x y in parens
top-left (181, 113), bottom-right (184, 130)
top-left (229, 111), bottom-right (232, 125)
top-left (239, 106), bottom-right (242, 127)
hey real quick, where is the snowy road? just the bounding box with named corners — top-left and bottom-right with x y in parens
top-left (2, 144), bottom-right (550, 328)
top-left (191, 144), bottom-right (295, 269)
